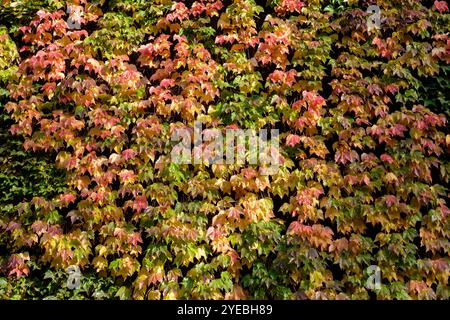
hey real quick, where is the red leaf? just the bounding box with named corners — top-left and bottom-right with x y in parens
top-left (385, 195), bottom-right (398, 206)
top-left (434, 1), bottom-right (449, 13)
top-left (380, 154), bottom-right (394, 164)
top-left (133, 196), bottom-right (148, 212)
top-left (286, 134), bottom-right (301, 147)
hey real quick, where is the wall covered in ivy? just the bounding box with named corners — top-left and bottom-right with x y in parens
top-left (0, 0), bottom-right (449, 300)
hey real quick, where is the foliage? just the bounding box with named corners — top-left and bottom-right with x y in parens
top-left (0, 0), bottom-right (449, 300)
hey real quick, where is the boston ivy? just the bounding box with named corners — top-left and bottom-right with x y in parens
top-left (0, 0), bottom-right (448, 300)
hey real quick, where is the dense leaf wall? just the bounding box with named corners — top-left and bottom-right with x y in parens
top-left (0, 0), bottom-right (449, 299)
